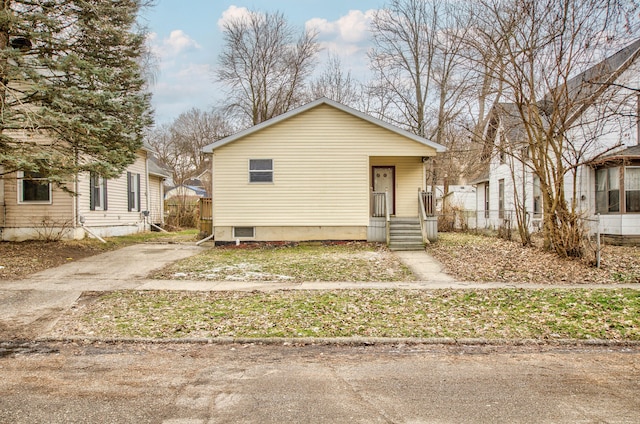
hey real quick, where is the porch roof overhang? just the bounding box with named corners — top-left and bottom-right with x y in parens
top-left (588, 145), bottom-right (640, 167)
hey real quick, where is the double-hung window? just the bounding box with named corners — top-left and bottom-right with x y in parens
top-left (625, 167), bottom-right (640, 213)
top-left (18, 171), bottom-right (51, 204)
top-left (127, 172), bottom-right (141, 212)
top-left (484, 184), bottom-right (490, 219)
top-left (596, 168), bottom-right (620, 213)
top-left (498, 179), bottom-right (505, 219)
top-left (90, 172), bottom-right (108, 211)
top-left (533, 176), bottom-right (542, 217)
top-left (249, 159), bottom-right (273, 183)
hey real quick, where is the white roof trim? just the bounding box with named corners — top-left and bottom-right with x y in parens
top-left (202, 97), bottom-right (446, 153)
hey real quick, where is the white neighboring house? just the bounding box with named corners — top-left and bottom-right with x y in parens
top-left (434, 185), bottom-right (477, 212)
top-left (0, 144), bottom-right (171, 241)
top-left (474, 39), bottom-right (640, 245)
top-left (164, 184), bottom-right (208, 200)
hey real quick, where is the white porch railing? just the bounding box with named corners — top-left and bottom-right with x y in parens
top-left (419, 189), bottom-right (437, 243)
top-left (371, 191), bottom-right (387, 217)
top-left (371, 191), bottom-right (391, 244)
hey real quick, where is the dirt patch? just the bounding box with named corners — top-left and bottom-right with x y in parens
top-left (0, 240), bottom-right (110, 280)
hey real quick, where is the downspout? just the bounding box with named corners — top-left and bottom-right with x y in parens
top-left (81, 221), bottom-right (107, 243)
top-left (144, 154), bottom-right (151, 231)
top-left (72, 173), bottom-right (80, 239)
top-left (73, 151), bottom-right (80, 239)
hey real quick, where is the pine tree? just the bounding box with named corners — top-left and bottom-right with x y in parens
top-left (0, 0), bottom-right (153, 183)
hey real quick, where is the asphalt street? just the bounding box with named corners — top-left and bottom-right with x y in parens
top-left (1, 341), bottom-right (639, 424)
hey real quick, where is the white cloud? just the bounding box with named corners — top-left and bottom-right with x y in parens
top-left (217, 5), bottom-right (252, 30)
top-left (149, 30), bottom-right (201, 59)
top-left (151, 63), bottom-right (217, 124)
top-left (306, 9), bottom-right (376, 44)
top-left (164, 30), bottom-right (201, 55)
top-left (306, 9), bottom-right (378, 82)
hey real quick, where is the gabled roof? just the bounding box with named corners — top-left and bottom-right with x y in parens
top-left (166, 184), bottom-right (208, 197)
top-left (202, 97), bottom-right (446, 153)
top-left (488, 38), bottom-right (640, 145)
top-left (147, 155), bottom-right (172, 178)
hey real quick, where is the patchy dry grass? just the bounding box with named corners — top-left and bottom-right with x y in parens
top-left (52, 289), bottom-right (640, 340)
top-left (151, 242), bottom-right (414, 282)
top-left (427, 232), bottom-right (640, 284)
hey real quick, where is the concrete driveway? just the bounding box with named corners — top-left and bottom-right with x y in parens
top-left (0, 243), bottom-right (205, 339)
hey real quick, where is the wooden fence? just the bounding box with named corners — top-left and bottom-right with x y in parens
top-left (199, 197), bottom-right (212, 235)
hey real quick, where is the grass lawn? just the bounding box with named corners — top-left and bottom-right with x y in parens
top-left (151, 242), bottom-right (415, 282)
top-left (22, 231), bottom-right (640, 341)
top-left (53, 289), bottom-right (640, 340)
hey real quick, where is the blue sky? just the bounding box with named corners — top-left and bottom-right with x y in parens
top-left (142, 1), bottom-right (384, 124)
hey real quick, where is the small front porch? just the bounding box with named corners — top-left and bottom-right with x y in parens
top-left (368, 189), bottom-right (437, 250)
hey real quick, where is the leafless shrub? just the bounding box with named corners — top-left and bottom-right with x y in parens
top-left (33, 217), bottom-right (72, 242)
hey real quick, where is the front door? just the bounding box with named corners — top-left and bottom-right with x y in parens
top-left (373, 166), bottom-right (395, 215)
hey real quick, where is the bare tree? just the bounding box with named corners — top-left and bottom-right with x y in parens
top-left (368, 0), bottom-right (480, 195)
top-left (171, 108), bottom-right (233, 176)
top-left (146, 108), bottom-right (233, 187)
top-left (216, 10), bottom-right (320, 126)
top-left (368, 0), bottom-right (438, 137)
top-left (474, 0), bottom-right (640, 257)
top-left (310, 53), bottom-right (360, 106)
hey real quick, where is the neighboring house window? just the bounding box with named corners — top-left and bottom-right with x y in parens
top-left (596, 168), bottom-right (620, 213)
top-left (17, 171), bottom-right (51, 204)
top-left (127, 172), bottom-right (141, 212)
top-left (498, 179), bottom-right (505, 219)
top-left (484, 184), bottom-right (490, 218)
top-left (249, 159), bottom-right (273, 183)
top-left (626, 167), bottom-right (640, 213)
top-left (533, 176), bottom-right (542, 217)
top-left (90, 172), bottom-right (108, 211)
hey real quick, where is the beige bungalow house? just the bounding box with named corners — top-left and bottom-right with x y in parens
top-left (0, 145), bottom-right (170, 241)
top-left (202, 97), bottom-right (445, 249)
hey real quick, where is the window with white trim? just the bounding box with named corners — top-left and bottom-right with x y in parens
top-left (498, 179), bottom-right (505, 219)
top-left (625, 167), bottom-right (640, 213)
top-left (18, 171), bottom-right (51, 204)
top-left (484, 184), bottom-right (490, 219)
top-left (90, 172), bottom-right (108, 211)
top-left (249, 159), bottom-right (273, 183)
top-left (596, 168), bottom-right (620, 213)
top-left (533, 176), bottom-right (542, 217)
top-left (127, 172), bottom-right (141, 212)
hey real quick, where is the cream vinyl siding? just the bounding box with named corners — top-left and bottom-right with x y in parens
top-left (3, 172), bottom-right (73, 228)
top-left (79, 151), bottom-right (148, 227)
top-left (213, 104), bottom-right (435, 227)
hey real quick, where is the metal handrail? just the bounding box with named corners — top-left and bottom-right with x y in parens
top-left (418, 189), bottom-right (428, 244)
top-left (385, 191), bottom-right (391, 246)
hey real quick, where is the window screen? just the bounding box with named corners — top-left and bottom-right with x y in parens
top-left (249, 159), bottom-right (273, 183)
